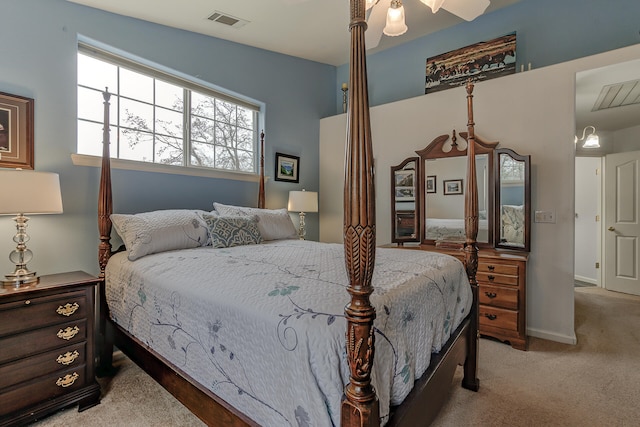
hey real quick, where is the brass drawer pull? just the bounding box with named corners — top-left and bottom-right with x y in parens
top-left (56, 302), bottom-right (80, 316)
top-left (487, 265), bottom-right (495, 271)
top-left (487, 275), bottom-right (495, 281)
top-left (56, 372), bottom-right (79, 388)
top-left (56, 350), bottom-right (80, 365)
top-left (484, 292), bottom-right (497, 299)
top-left (57, 326), bottom-right (80, 340)
top-left (485, 314), bottom-right (497, 321)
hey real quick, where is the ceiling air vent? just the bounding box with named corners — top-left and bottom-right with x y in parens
top-left (207, 11), bottom-right (249, 29)
top-left (592, 79), bottom-right (640, 111)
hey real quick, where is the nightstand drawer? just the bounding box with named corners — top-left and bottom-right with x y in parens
top-left (0, 342), bottom-right (86, 390)
top-left (479, 306), bottom-right (518, 331)
top-left (479, 284), bottom-right (518, 310)
top-left (478, 262), bottom-right (518, 276)
top-left (0, 290), bottom-right (87, 337)
top-left (477, 271), bottom-right (518, 286)
top-left (0, 365), bottom-right (87, 417)
top-left (0, 319), bottom-right (87, 364)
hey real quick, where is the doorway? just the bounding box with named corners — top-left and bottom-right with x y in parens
top-left (574, 157), bottom-right (601, 287)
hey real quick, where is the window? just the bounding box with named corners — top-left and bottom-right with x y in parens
top-left (77, 44), bottom-right (260, 174)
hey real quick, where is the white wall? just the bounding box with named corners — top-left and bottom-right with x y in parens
top-left (319, 43), bottom-right (640, 345)
top-left (574, 157), bottom-right (601, 285)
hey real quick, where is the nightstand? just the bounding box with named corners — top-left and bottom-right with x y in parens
top-left (0, 271), bottom-right (101, 426)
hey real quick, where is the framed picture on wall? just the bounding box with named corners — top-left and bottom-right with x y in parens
top-left (443, 179), bottom-right (463, 195)
top-left (426, 175), bottom-right (436, 194)
top-left (0, 91), bottom-right (34, 169)
top-left (275, 152), bottom-right (300, 183)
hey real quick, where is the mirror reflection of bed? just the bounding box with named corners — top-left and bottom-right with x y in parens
top-left (425, 154), bottom-right (489, 242)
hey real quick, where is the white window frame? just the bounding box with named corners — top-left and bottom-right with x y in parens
top-left (73, 41), bottom-right (264, 182)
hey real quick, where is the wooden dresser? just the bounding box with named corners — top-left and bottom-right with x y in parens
top-left (0, 271), bottom-right (101, 426)
top-left (387, 244), bottom-right (528, 350)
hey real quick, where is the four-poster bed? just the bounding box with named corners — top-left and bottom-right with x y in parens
top-left (96, 1), bottom-right (480, 425)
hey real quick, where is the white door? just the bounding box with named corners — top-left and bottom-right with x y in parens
top-left (604, 150), bottom-right (640, 295)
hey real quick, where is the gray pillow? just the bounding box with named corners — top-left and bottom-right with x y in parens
top-left (201, 214), bottom-right (263, 248)
top-left (212, 203), bottom-right (298, 241)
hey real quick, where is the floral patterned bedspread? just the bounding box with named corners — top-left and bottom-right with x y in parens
top-left (105, 240), bottom-right (471, 426)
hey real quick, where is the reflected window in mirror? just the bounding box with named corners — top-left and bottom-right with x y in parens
top-left (495, 148), bottom-right (531, 251)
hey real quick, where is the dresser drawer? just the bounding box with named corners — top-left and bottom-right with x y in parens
top-left (479, 306), bottom-right (518, 331)
top-left (0, 365), bottom-right (87, 417)
top-left (478, 262), bottom-right (518, 276)
top-left (477, 271), bottom-right (518, 286)
top-left (0, 290), bottom-right (87, 337)
top-left (479, 284), bottom-right (518, 310)
top-left (0, 342), bottom-right (86, 390)
top-left (0, 319), bottom-right (87, 364)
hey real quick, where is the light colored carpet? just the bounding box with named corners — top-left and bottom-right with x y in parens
top-left (34, 287), bottom-right (640, 426)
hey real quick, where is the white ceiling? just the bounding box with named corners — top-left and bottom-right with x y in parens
top-left (67, 0), bottom-right (639, 134)
top-left (67, 0), bottom-right (519, 66)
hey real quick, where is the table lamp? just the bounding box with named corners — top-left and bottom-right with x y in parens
top-left (0, 169), bottom-right (63, 287)
top-left (288, 189), bottom-right (318, 240)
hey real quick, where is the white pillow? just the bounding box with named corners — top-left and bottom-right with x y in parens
top-left (111, 209), bottom-right (210, 261)
top-left (212, 202), bottom-right (298, 241)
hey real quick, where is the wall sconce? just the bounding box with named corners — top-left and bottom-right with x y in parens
top-left (341, 83), bottom-right (348, 114)
top-left (0, 170), bottom-right (63, 288)
top-left (288, 189), bottom-right (318, 240)
top-left (575, 125), bottom-right (600, 148)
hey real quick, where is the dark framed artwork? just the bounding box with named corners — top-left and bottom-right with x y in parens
top-left (0, 92), bottom-right (35, 169)
top-left (443, 179), bottom-right (463, 195)
top-left (425, 32), bottom-right (516, 94)
top-left (275, 152), bottom-right (300, 183)
top-left (426, 175), bottom-right (436, 194)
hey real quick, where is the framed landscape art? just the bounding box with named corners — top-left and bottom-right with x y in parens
top-left (275, 152), bottom-right (300, 183)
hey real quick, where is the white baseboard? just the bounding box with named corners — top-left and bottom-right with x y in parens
top-left (574, 275), bottom-right (598, 286)
top-left (527, 327), bottom-right (577, 345)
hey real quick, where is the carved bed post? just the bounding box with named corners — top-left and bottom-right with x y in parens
top-left (341, 0), bottom-right (380, 426)
top-left (258, 130), bottom-right (265, 209)
top-left (462, 81), bottom-right (480, 391)
top-left (97, 88), bottom-right (115, 375)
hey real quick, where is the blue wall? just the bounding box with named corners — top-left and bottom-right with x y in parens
top-left (0, 0), bottom-right (334, 276)
top-left (336, 0), bottom-right (640, 111)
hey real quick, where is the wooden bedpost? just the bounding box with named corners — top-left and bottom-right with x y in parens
top-left (462, 81), bottom-right (480, 391)
top-left (341, 0), bottom-right (380, 426)
top-left (97, 88), bottom-right (115, 376)
top-left (258, 130), bottom-right (265, 209)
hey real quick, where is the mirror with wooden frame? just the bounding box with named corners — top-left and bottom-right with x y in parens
top-left (495, 148), bottom-right (531, 251)
top-left (416, 131), bottom-right (498, 247)
top-left (390, 157), bottom-right (420, 244)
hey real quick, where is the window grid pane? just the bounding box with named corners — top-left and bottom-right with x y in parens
top-left (77, 47), bottom-right (258, 174)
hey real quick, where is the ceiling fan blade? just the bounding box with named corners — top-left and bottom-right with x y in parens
top-left (442, 0), bottom-right (490, 21)
top-left (365, 0), bottom-right (390, 49)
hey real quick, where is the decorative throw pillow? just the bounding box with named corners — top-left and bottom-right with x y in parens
top-left (111, 210), bottom-right (209, 261)
top-left (201, 214), bottom-right (263, 248)
top-left (212, 203), bottom-right (298, 241)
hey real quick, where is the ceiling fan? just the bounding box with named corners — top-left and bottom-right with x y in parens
top-left (365, 0), bottom-right (491, 49)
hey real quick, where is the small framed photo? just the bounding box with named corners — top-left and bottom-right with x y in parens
top-left (275, 152), bottom-right (300, 183)
top-left (395, 187), bottom-right (415, 201)
top-left (443, 179), bottom-right (463, 195)
top-left (0, 91), bottom-right (35, 169)
top-left (426, 175), bottom-right (436, 194)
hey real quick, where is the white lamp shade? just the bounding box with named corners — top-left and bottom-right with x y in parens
top-left (0, 170), bottom-right (63, 215)
top-left (383, 3), bottom-right (408, 37)
top-left (288, 190), bottom-right (318, 213)
top-left (583, 134), bottom-right (600, 148)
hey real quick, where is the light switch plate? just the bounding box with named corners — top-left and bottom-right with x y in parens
top-left (535, 210), bottom-right (555, 223)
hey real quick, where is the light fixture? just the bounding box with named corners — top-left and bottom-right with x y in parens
top-left (288, 189), bottom-right (318, 240)
top-left (0, 170), bottom-right (63, 288)
top-left (341, 82), bottom-right (349, 114)
top-left (575, 125), bottom-right (600, 148)
top-left (383, 0), bottom-right (408, 37)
